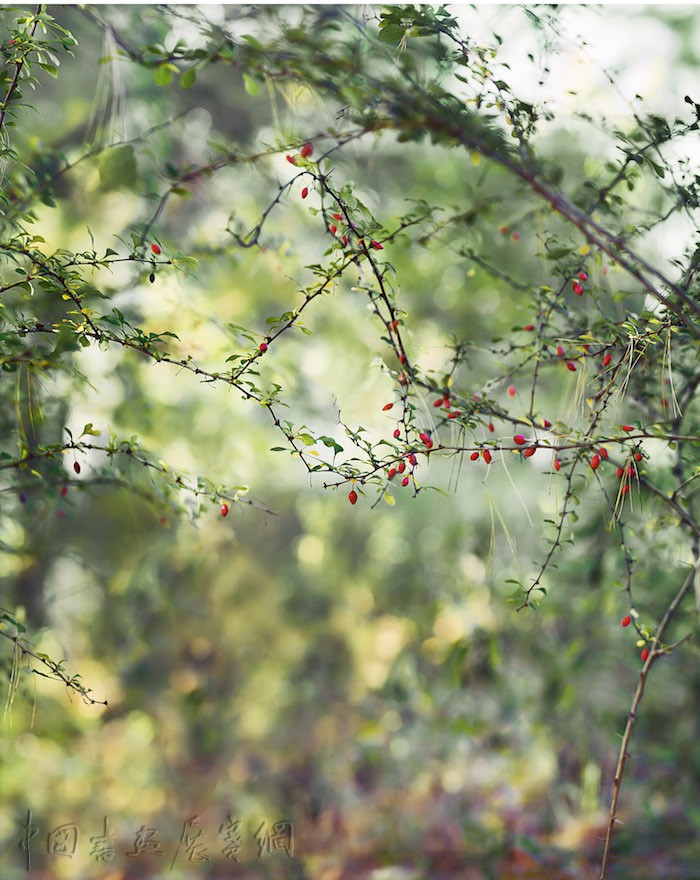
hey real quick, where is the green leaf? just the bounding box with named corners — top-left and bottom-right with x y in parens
top-left (154, 63), bottom-right (175, 86)
top-left (242, 72), bottom-right (260, 96)
top-left (299, 433), bottom-right (315, 446)
top-left (80, 423), bottom-right (102, 437)
top-left (180, 67), bottom-right (196, 89)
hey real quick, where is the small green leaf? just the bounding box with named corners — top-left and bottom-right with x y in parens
top-left (154, 64), bottom-right (175, 86)
top-left (179, 67), bottom-right (196, 89)
top-left (299, 433), bottom-right (315, 446)
top-left (242, 72), bottom-right (260, 96)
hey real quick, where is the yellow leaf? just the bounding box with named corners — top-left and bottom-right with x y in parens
top-left (578, 244), bottom-right (591, 256)
top-left (385, 493), bottom-right (395, 506)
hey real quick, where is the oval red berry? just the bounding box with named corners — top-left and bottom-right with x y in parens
top-left (470, 451), bottom-right (479, 461)
top-left (572, 281), bottom-right (583, 295)
top-left (556, 345), bottom-right (565, 357)
top-left (621, 425), bottom-right (634, 432)
top-left (507, 386), bottom-right (516, 398)
top-left (523, 324), bottom-right (535, 331)
top-left (301, 187), bottom-right (308, 199)
top-left (221, 503), bottom-right (229, 517)
top-left (616, 466), bottom-right (624, 479)
top-left (514, 434), bottom-right (526, 445)
top-left (554, 458), bottom-right (561, 471)
top-left (388, 468), bottom-right (397, 478)
top-left (151, 243), bottom-right (161, 255)
top-left (524, 445), bottom-right (536, 458)
top-left (599, 447), bottom-right (608, 459)
top-left (300, 143), bottom-right (313, 158)
top-left (419, 432), bottom-right (433, 449)
top-left (603, 353), bottom-right (612, 367)
top-left (482, 449), bottom-right (492, 464)
top-left (398, 461), bottom-right (406, 474)
top-left (591, 454), bottom-right (600, 470)
top-left (621, 615), bottom-right (632, 627)
top-left (641, 648), bottom-right (649, 662)
top-left (393, 429), bottom-right (400, 439)
top-left (259, 342), bottom-right (268, 352)
top-left (73, 462), bottom-right (81, 474)
top-left (488, 422), bottom-right (495, 432)
top-left (348, 490), bottom-right (358, 505)
top-left (566, 361), bottom-right (577, 372)
top-left (383, 403), bottom-right (393, 411)
top-left (579, 271), bottom-right (588, 281)
top-left (401, 476), bottom-right (410, 487)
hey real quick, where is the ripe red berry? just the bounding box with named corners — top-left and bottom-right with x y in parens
top-left (300, 143), bottom-right (313, 158)
top-left (542, 419), bottom-right (552, 428)
top-left (73, 462), bottom-right (81, 474)
top-left (393, 429), bottom-right (401, 439)
top-left (482, 449), bottom-right (492, 464)
top-left (641, 648), bottom-right (649, 662)
top-left (470, 451), bottom-right (479, 461)
top-left (556, 345), bottom-right (565, 357)
top-left (447, 411), bottom-right (460, 419)
top-left (579, 271), bottom-right (588, 281)
top-left (554, 458), bottom-right (561, 471)
top-left (220, 502), bottom-right (229, 517)
top-left (151, 243), bottom-right (161, 255)
top-left (627, 465), bottom-right (635, 477)
top-left (398, 353), bottom-right (406, 364)
top-left (523, 324), bottom-right (535, 331)
top-left (591, 454), bottom-right (600, 470)
top-left (371, 241), bottom-right (384, 250)
top-left (524, 445), bottom-right (537, 458)
top-left (621, 425), bottom-right (634, 432)
top-left (599, 447), bottom-right (608, 459)
top-left (329, 224), bottom-right (337, 234)
top-left (383, 403), bottom-right (393, 411)
top-left (286, 154), bottom-right (296, 164)
top-left (507, 386), bottom-right (516, 398)
top-left (603, 353), bottom-right (612, 367)
top-left (332, 213), bottom-right (342, 221)
top-left (60, 485), bottom-right (68, 497)
top-left (398, 461), bottom-right (406, 474)
top-left (388, 468), bottom-right (397, 478)
top-left (301, 187), bottom-right (309, 199)
top-left (259, 342), bottom-right (268, 352)
top-left (401, 476), bottom-right (410, 487)
top-left (342, 235), bottom-right (348, 246)
top-left (514, 434), bottom-right (526, 445)
top-left (389, 319), bottom-right (398, 331)
top-left (408, 453), bottom-right (417, 466)
top-left (433, 397), bottom-right (444, 407)
top-left (634, 452), bottom-right (643, 462)
top-left (616, 466), bottom-right (624, 479)
top-left (621, 615), bottom-right (632, 628)
top-left (566, 361), bottom-right (577, 372)
top-left (419, 432), bottom-right (433, 449)
top-left (621, 484), bottom-right (630, 495)
top-left (572, 281), bottom-right (583, 295)
top-left (348, 490), bottom-right (358, 505)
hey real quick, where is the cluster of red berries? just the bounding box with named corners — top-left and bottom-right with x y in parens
top-left (572, 270), bottom-right (587, 296)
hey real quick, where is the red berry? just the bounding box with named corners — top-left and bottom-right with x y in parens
top-left (507, 385), bottom-right (516, 397)
top-left (641, 648), bottom-right (649, 662)
top-left (482, 449), bottom-right (492, 464)
top-left (590, 454), bottom-right (601, 470)
top-left (554, 458), bottom-right (561, 471)
top-left (542, 419), bottom-right (552, 428)
top-left (348, 490), bottom-right (358, 505)
top-left (220, 502), bottom-right (229, 517)
top-left (301, 187), bottom-right (309, 199)
top-left (634, 452), bottom-right (643, 462)
top-left (419, 432), bottom-right (433, 449)
top-left (523, 324), bottom-right (535, 331)
top-left (60, 485), bottom-right (68, 497)
top-left (433, 397), bottom-right (444, 407)
top-left (572, 281), bottom-right (583, 295)
top-left (286, 154), bottom-right (296, 164)
top-left (556, 345), bottom-right (565, 357)
top-left (151, 243), bottom-right (161, 255)
top-left (583, 343), bottom-right (591, 352)
top-left (621, 615), bottom-right (632, 628)
top-left (599, 447), bottom-right (608, 459)
top-left (332, 213), bottom-right (342, 221)
top-left (383, 403), bottom-right (393, 411)
top-left (499, 225), bottom-right (509, 235)
top-left (389, 319), bottom-right (398, 331)
top-left (300, 143), bottom-right (313, 158)
top-left (603, 353), bottom-right (612, 367)
top-left (627, 465), bottom-right (635, 477)
top-left (388, 468), bottom-right (397, 478)
top-left (73, 462), bottom-right (81, 474)
top-left (470, 451), bottom-right (479, 461)
top-left (398, 461), bottom-right (406, 474)
top-left (621, 484), bottom-right (630, 495)
top-left (408, 453), bottom-right (417, 466)
top-left (447, 411), bottom-right (460, 419)
top-left (616, 466), bottom-right (624, 479)
top-left (514, 434), bottom-right (526, 445)
top-left (393, 429), bottom-right (401, 439)
top-left (511, 231), bottom-right (521, 241)
top-left (621, 425), bottom-right (634, 432)
top-left (579, 271), bottom-right (588, 281)
top-left (524, 445), bottom-right (537, 458)
top-left (329, 224), bottom-right (337, 234)
top-left (259, 342), bottom-right (268, 352)
top-left (566, 361), bottom-right (577, 372)
top-left (371, 241), bottom-right (384, 250)
top-left (401, 476), bottom-right (410, 487)
top-left (488, 422), bottom-right (495, 432)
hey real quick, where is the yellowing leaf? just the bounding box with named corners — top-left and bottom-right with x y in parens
top-left (578, 244), bottom-right (591, 256)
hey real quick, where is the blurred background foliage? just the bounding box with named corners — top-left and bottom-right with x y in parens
top-left (1, 5), bottom-right (699, 878)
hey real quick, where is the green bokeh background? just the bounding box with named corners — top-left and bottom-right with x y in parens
top-left (1, 6), bottom-right (699, 878)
